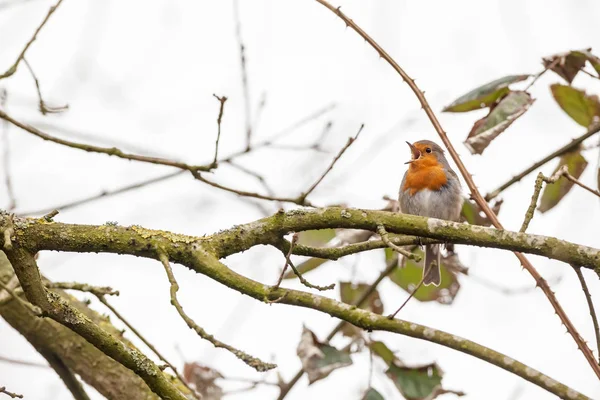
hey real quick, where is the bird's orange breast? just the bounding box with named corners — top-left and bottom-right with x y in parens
top-left (403, 159), bottom-right (448, 196)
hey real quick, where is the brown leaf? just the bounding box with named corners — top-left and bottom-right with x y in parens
top-left (539, 150), bottom-right (588, 213)
top-left (296, 326), bottom-right (353, 384)
top-left (543, 50), bottom-right (589, 84)
top-left (183, 363), bottom-right (223, 400)
top-left (464, 91), bottom-right (534, 154)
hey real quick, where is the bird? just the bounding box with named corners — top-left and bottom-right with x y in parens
top-left (398, 140), bottom-right (463, 286)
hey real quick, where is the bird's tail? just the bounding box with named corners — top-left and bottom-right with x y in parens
top-left (423, 244), bottom-right (441, 286)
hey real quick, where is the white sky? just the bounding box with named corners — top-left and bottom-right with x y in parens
top-left (1, 0), bottom-right (600, 399)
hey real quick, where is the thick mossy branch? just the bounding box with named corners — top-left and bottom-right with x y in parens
top-left (0, 212), bottom-right (593, 399)
top-left (0, 252), bottom-right (185, 399)
top-left (5, 208), bottom-right (599, 272)
top-left (213, 208), bottom-right (600, 271)
top-left (3, 248), bottom-right (188, 400)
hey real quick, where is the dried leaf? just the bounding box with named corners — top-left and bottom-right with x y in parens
top-left (539, 150), bottom-right (588, 213)
top-left (386, 363), bottom-right (443, 400)
top-left (464, 91), bottom-right (534, 154)
top-left (183, 363), bottom-right (223, 400)
top-left (297, 326), bottom-right (353, 384)
top-left (550, 84), bottom-right (600, 127)
top-left (389, 248), bottom-right (461, 304)
top-left (296, 229), bottom-right (337, 247)
top-left (442, 75), bottom-right (529, 113)
top-left (362, 388), bottom-right (385, 400)
top-left (283, 257), bottom-right (328, 279)
top-left (340, 282), bottom-right (384, 337)
top-left (543, 50), bottom-right (589, 84)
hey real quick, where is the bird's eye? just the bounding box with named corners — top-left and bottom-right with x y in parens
top-left (425, 148), bottom-right (432, 153)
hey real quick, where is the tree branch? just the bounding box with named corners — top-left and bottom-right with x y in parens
top-left (310, 0), bottom-right (600, 379)
top-left (3, 248), bottom-right (188, 400)
top-left (39, 351), bottom-right (91, 400)
top-left (0, 387), bottom-right (22, 399)
top-left (0, 109), bottom-right (215, 173)
top-left (157, 251), bottom-right (276, 372)
top-left (3, 211), bottom-right (595, 399)
top-left (0, 0), bottom-right (64, 80)
top-left (573, 266), bottom-right (600, 364)
top-left (486, 124), bottom-right (600, 201)
top-left (96, 295), bottom-right (200, 400)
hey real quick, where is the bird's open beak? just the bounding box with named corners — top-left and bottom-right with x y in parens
top-left (404, 141), bottom-right (421, 164)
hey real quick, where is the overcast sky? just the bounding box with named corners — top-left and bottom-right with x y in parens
top-left (2, 1), bottom-right (600, 399)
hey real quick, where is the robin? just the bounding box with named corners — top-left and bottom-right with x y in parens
top-left (398, 140), bottom-right (463, 286)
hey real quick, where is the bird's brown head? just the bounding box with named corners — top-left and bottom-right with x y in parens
top-left (405, 140), bottom-right (446, 167)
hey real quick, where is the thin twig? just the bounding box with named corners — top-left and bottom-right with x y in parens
top-left (524, 59), bottom-right (559, 91)
top-left (233, 0), bottom-right (252, 150)
top-left (0, 0), bottom-right (64, 80)
top-left (277, 260), bottom-right (397, 400)
top-left (312, 0), bottom-right (600, 379)
top-left (22, 58), bottom-right (68, 115)
top-left (191, 170), bottom-right (312, 206)
top-left (45, 282), bottom-right (119, 296)
top-left (0, 355), bottom-right (48, 369)
top-left (274, 234), bottom-right (335, 291)
top-left (581, 68), bottom-right (600, 81)
top-left (572, 266), bottom-right (600, 364)
top-left (387, 263), bottom-right (431, 319)
top-left (96, 296), bottom-right (200, 400)
top-left (220, 103), bottom-right (336, 162)
top-left (251, 92), bottom-right (267, 134)
top-left (0, 278), bottom-right (41, 316)
top-left (274, 234), bottom-right (298, 288)
top-left (564, 173), bottom-right (600, 198)
top-left (287, 259), bottom-right (335, 291)
top-left (486, 124), bottom-right (600, 201)
top-left (298, 124), bottom-right (363, 202)
top-left (520, 165), bottom-right (598, 233)
top-left (1, 89), bottom-right (16, 210)
top-left (16, 171), bottom-right (184, 216)
top-left (0, 386), bottom-right (23, 399)
top-left (0, 109), bottom-right (215, 172)
top-left (211, 94), bottom-right (227, 167)
top-left (377, 225), bottom-right (421, 261)
top-left (225, 160), bottom-right (277, 198)
top-left (157, 252), bottom-right (276, 372)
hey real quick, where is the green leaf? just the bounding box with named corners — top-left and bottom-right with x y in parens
top-left (296, 229), bottom-right (336, 247)
top-left (442, 75), bottom-right (529, 113)
top-left (283, 257), bottom-right (328, 279)
top-left (389, 248), bottom-right (461, 303)
top-left (386, 363), bottom-right (443, 400)
top-left (539, 150), bottom-right (588, 213)
top-left (464, 91), bottom-right (534, 154)
top-left (370, 341), bottom-right (396, 366)
top-left (297, 326), bottom-right (353, 384)
top-left (550, 84), bottom-right (600, 127)
top-left (362, 388), bottom-right (385, 400)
